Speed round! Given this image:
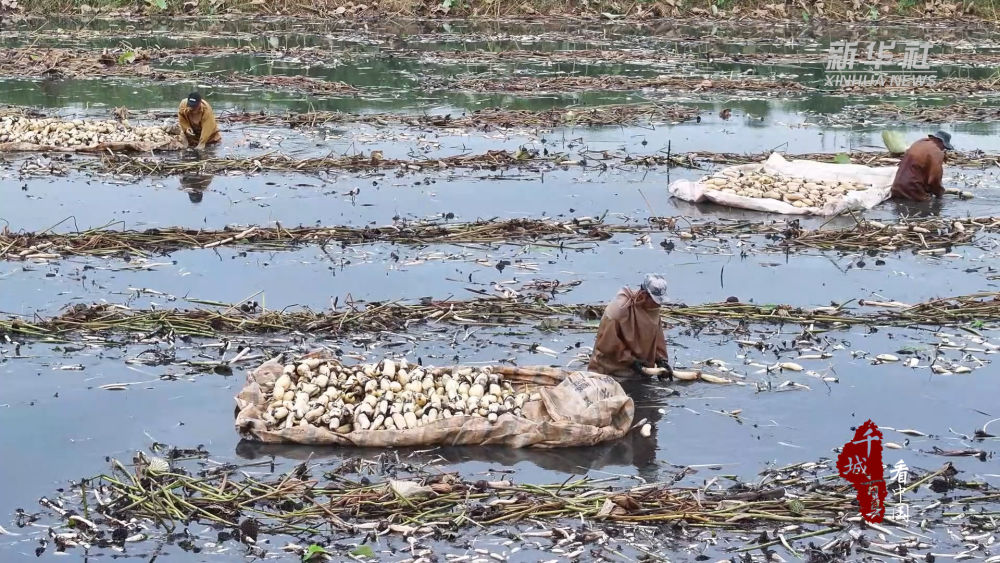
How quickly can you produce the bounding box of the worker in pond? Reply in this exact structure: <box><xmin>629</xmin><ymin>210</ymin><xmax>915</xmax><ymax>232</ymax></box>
<box><xmin>891</xmin><ymin>130</ymin><xmax>954</xmax><ymax>202</ymax></box>
<box><xmin>178</xmin><ymin>92</ymin><xmax>221</xmax><ymax>150</ymax></box>
<box><xmin>588</xmin><ymin>274</ymin><xmax>673</xmax><ymax>380</ymax></box>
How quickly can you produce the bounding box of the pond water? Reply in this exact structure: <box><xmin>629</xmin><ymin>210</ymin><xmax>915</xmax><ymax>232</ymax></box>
<box><xmin>1</xmin><ymin>15</ymin><xmax>999</xmax><ymax>562</ymax></box>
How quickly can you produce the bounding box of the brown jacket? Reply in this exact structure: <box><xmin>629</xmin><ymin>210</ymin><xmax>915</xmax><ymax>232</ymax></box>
<box><xmin>891</xmin><ymin>138</ymin><xmax>945</xmax><ymax>201</ymax></box>
<box><xmin>588</xmin><ymin>287</ymin><xmax>668</xmax><ymax>377</ymax></box>
<box><xmin>178</xmin><ymin>98</ymin><xmax>222</xmax><ymax>148</ymax></box>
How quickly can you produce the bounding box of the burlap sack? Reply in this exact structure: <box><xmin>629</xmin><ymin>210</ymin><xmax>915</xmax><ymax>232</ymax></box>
<box><xmin>235</xmin><ymin>357</ymin><xmax>634</xmax><ymax>449</ymax></box>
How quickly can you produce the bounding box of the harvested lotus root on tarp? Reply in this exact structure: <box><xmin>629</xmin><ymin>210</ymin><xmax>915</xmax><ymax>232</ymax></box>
<box><xmin>669</xmin><ymin>152</ymin><xmax>898</xmax><ymax>216</ymax></box>
<box><xmin>235</xmin><ymin>352</ymin><xmax>634</xmax><ymax>448</ymax></box>
<box><xmin>0</xmin><ymin>115</ymin><xmax>185</xmax><ymax>152</ymax></box>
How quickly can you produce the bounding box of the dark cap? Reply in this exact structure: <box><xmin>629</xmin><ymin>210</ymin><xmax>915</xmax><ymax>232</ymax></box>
<box><xmin>929</xmin><ymin>130</ymin><xmax>954</xmax><ymax>151</ymax></box>
<box><xmin>186</xmin><ymin>92</ymin><xmax>202</xmax><ymax>108</ymax></box>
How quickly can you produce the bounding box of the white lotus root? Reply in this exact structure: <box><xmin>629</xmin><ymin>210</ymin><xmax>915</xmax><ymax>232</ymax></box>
<box><xmin>261</xmin><ymin>358</ymin><xmax>538</xmax><ymax>434</ymax></box>
<box><xmin>0</xmin><ymin>115</ymin><xmax>174</xmax><ymax>147</ymax></box>
<box><xmin>702</xmin><ymin>169</ymin><xmax>869</xmax><ymax>209</ymax></box>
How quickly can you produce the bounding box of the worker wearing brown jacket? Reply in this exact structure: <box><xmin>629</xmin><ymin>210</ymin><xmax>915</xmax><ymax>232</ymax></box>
<box><xmin>588</xmin><ymin>274</ymin><xmax>673</xmax><ymax>380</ymax></box>
<box><xmin>891</xmin><ymin>131</ymin><xmax>953</xmax><ymax>201</ymax></box>
<box><xmin>178</xmin><ymin>92</ymin><xmax>221</xmax><ymax>149</ymax></box>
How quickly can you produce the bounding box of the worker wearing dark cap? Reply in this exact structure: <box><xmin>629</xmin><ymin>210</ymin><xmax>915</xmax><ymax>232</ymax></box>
<box><xmin>891</xmin><ymin>130</ymin><xmax>954</xmax><ymax>202</ymax></box>
<box><xmin>177</xmin><ymin>92</ymin><xmax>221</xmax><ymax>150</ymax></box>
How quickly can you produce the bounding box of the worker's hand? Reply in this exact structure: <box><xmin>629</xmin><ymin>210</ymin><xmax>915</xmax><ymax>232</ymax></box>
<box><xmin>185</xmin><ymin>128</ymin><xmax>195</xmax><ymax>137</ymax></box>
<box><xmin>655</xmin><ymin>359</ymin><xmax>674</xmax><ymax>381</ymax></box>
<box><xmin>632</xmin><ymin>359</ymin><xmax>647</xmax><ymax>376</ymax></box>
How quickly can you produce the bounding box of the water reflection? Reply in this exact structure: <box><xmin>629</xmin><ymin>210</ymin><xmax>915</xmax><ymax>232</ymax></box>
<box><xmin>234</xmin><ymin>378</ymin><xmax>674</xmax><ymax>482</ymax></box>
<box><xmin>890</xmin><ymin>197</ymin><xmax>945</xmax><ymax>217</ymax></box>
<box><xmin>179</xmin><ymin>173</ymin><xmax>213</xmax><ymax>203</ymax></box>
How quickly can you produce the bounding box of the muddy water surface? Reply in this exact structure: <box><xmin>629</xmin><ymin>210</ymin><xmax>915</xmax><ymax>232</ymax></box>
<box><xmin>2</xmin><ymin>16</ymin><xmax>1000</xmax><ymax>562</ymax></box>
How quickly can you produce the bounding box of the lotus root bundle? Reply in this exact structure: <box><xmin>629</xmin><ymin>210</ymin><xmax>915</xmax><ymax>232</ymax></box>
<box><xmin>262</xmin><ymin>358</ymin><xmax>537</xmax><ymax>433</ymax></box>
<box><xmin>702</xmin><ymin>168</ymin><xmax>870</xmax><ymax>209</ymax></box>
<box><xmin>0</xmin><ymin>116</ymin><xmax>174</xmax><ymax>147</ymax></box>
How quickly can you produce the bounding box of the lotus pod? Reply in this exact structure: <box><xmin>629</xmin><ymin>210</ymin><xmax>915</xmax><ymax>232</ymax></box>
<box><xmin>487</xmin><ymin>412</ymin><xmax>498</xmax><ymax>423</ymax></box>
<box><xmin>371</xmin><ymin>414</ymin><xmax>385</xmax><ymax>430</ymax></box>
<box><xmin>382</xmin><ymin>360</ymin><xmax>396</xmax><ymax>377</ymax></box>
<box><xmin>488</xmin><ymin>383</ymin><xmax>502</xmax><ymax>397</ymax></box>
<box><xmin>426</xmin><ymin>408</ymin><xmax>439</xmax><ymax>423</ymax></box>
<box><xmin>314</xmin><ymin>374</ymin><xmax>329</xmax><ymax>389</ymax></box>
<box><xmin>273</xmin><ymin>406</ymin><xmax>289</xmax><ymax>421</ymax></box>
<box><xmin>458</xmin><ymin>382</ymin><xmax>471</xmax><ymax>396</ymax></box>
<box><xmin>336</xmin><ymin>423</ymin><xmax>353</xmax><ymax>433</ymax></box>
<box><xmin>327</xmin><ymin>417</ymin><xmax>341</xmax><ymax>430</ymax></box>
<box><xmin>389</xmin><ymin>381</ymin><xmax>402</xmax><ymax>393</ymax></box>
<box><xmin>469</xmin><ymin>384</ymin><xmax>485</xmax><ymax>398</ymax></box>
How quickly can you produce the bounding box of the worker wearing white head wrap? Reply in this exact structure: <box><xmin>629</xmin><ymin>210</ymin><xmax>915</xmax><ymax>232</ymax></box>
<box><xmin>588</xmin><ymin>274</ymin><xmax>672</xmax><ymax>379</ymax></box>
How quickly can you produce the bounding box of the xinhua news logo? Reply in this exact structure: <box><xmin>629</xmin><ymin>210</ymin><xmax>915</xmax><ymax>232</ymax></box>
<box><xmin>824</xmin><ymin>40</ymin><xmax>937</xmax><ymax>88</ymax></box>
